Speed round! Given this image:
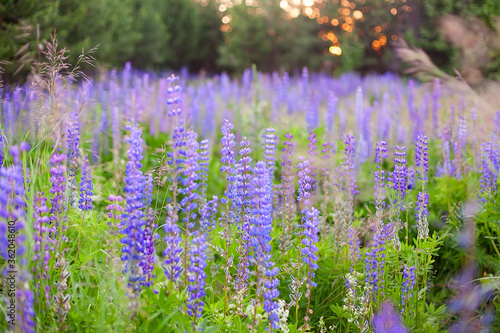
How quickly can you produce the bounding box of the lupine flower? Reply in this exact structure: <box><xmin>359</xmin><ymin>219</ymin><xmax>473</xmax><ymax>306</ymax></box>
<box><xmin>249</xmin><ymin>161</ymin><xmax>279</xmax><ymax>329</ymax></box>
<box><xmin>415</xmin><ymin>135</ymin><xmax>429</xmax><ymax>239</ymax></box>
<box><xmin>400</xmin><ymin>265</ymin><xmax>416</xmax><ymax>312</ymax></box>
<box><xmin>365</xmin><ymin>223</ymin><xmax>392</xmax><ymax>298</ymax></box>
<box><xmin>49</xmin><ymin>151</ymin><xmax>67</xmax><ymax>234</ymax></box>
<box><xmin>199</xmin><ymin>139</ymin><xmax>210</xmax><ymax>198</ymax></box>
<box><xmin>220</xmin><ymin>119</ymin><xmax>237</xmax><ymax>206</ymax></box>
<box><xmin>327</xmin><ymin>91</ymin><xmax>338</xmax><ymax>132</ymax></box>
<box><xmin>200</xmin><ymin>196</ymin><xmax>218</xmax><ymax>231</ymax></box>
<box><xmin>390</xmin><ymin>146</ymin><xmax>408</xmax><ymax>212</ymax></box>
<box><xmin>479</xmin><ymin>140</ymin><xmax>500</xmax><ymax>202</ymax></box>
<box><xmin>78</xmin><ymin>156</ymin><xmax>93</xmax><ymax>211</ymax></box>
<box><xmin>121</xmin><ymin>123</ymin><xmax>148</xmax><ymax>292</ymax></box>
<box><xmin>235</xmin><ymin>137</ymin><xmax>253</xmax><ymax>294</ymax></box>
<box><xmin>348</xmin><ymin>227</ymin><xmax>361</xmax><ymax>269</ymax></box>
<box><xmin>163</xmin><ymin>213</ymin><xmax>183</xmax><ymax>282</ymax></box>
<box><xmin>373</xmin><ymin>302</ymin><xmax>409</xmax><ymax>333</ymax></box>
<box><xmin>180</xmin><ymin>130</ymin><xmax>200</xmax><ymax>230</ymax></box>
<box><xmin>67</xmin><ymin>111</ymin><xmax>80</xmax><ymax>177</ymax></box>
<box><xmin>187</xmin><ymin>231</ymin><xmax>208</xmax><ymax>320</ymax></box>
<box><xmin>342</xmin><ymin>134</ymin><xmax>359</xmax><ymax>216</ymax></box>
<box><xmin>374</xmin><ymin>141</ymin><xmax>388</xmax><ymax>218</ymax></box>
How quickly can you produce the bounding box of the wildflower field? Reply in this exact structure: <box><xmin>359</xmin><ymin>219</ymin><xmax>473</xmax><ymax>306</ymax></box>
<box><xmin>1</xmin><ymin>48</ymin><xmax>500</xmax><ymax>333</ymax></box>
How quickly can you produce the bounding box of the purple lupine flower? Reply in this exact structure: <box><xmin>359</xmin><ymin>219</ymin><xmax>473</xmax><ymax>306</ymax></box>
<box><xmin>141</xmin><ymin>174</ymin><xmax>156</xmax><ymax>287</ymax></box>
<box><xmin>365</xmin><ymin>223</ymin><xmax>391</xmax><ymax>298</ymax></box>
<box><xmin>400</xmin><ymin>265</ymin><xmax>416</xmax><ymax>313</ymax></box>
<box><xmin>163</xmin><ymin>213</ymin><xmax>183</xmax><ymax>282</ymax></box>
<box><xmin>220</xmin><ymin>119</ymin><xmax>237</xmax><ymax>204</ymax></box>
<box><xmin>180</xmin><ymin>130</ymin><xmax>200</xmax><ymax>230</ymax></box>
<box><xmin>78</xmin><ymin>156</ymin><xmax>93</xmax><ymax>211</ymax></box>
<box><xmin>348</xmin><ymin>227</ymin><xmax>361</xmax><ymax>269</ymax></box>
<box><xmin>374</xmin><ymin>141</ymin><xmax>388</xmax><ymax>217</ymax></box>
<box><xmin>249</xmin><ymin>161</ymin><xmax>279</xmax><ymax>327</ymax></box>
<box><xmin>49</xmin><ymin>152</ymin><xmax>67</xmax><ymax>233</ymax></box>
<box><xmin>263</xmin><ymin>127</ymin><xmax>277</xmax><ymax>172</ymax></box>
<box><xmin>373</xmin><ymin>302</ymin><xmax>409</xmax><ymax>333</ymax></box>
<box><xmin>121</xmin><ymin>123</ymin><xmax>148</xmax><ymax>292</ymax></box>
<box><xmin>301</xmin><ymin>205</ymin><xmax>320</xmax><ymax>285</ymax></box>
<box><xmin>235</xmin><ymin>136</ymin><xmax>253</xmax><ymax>293</ymax></box>
<box><xmin>32</xmin><ymin>193</ymin><xmax>53</xmax><ymax>281</ymax></box>
<box><xmin>389</xmin><ymin>146</ymin><xmax>408</xmax><ymax>212</ymax></box>
<box><xmin>17</xmin><ymin>284</ymin><xmax>36</xmax><ymax>333</ymax></box>
<box><xmin>342</xmin><ymin>134</ymin><xmax>359</xmax><ymax>216</ymax></box>
<box><xmin>415</xmin><ymin>135</ymin><xmax>430</xmax><ymax>239</ymax></box>
<box><xmin>200</xmin><ymin>196</ymin><xmax>218</xmax><ymax>231</ymax></box>
<box><xmin>306</xmin><ymin>92</ymin><xmax>319</xmax><ymax>132</ymax></box>
<box><xmin>279</xmin><ymin>132</ymin><xmax>295</xmax><ymax>253</ymax></box>
<box><xmin>479</xmin><ymin>141</ymin><xmax>500</xmax><ymax>203</ymax></box>
<box><xmin>187</xmin><ymin>231</ymin><xmax>208</xmax><ymax>320</ymax></box>
<box><xmin>67</xmin><ymin>111</ymin><xmax>80</xmax><ymax>176</ymax></box>
<box><xmin>199</xmin><ymin>139</ymin><xmax>210</xmax><ymax>198</ymax></box>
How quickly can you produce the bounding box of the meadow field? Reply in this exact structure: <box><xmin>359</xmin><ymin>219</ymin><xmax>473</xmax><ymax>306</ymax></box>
<box><xmin>0</xmin><ymin>45</ymin><xmax>499</xmax><ymax>333</ymax></box>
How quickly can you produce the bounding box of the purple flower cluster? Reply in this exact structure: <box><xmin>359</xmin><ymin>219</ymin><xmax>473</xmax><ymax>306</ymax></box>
<box><xmin>343</xmin><ymin>134</ymin><xmax>359</xmax><ymax>214</ymax></box>
<box><xmin>365</xmin><ymin>223</ymin><xmax>391</xmax><ymax>297</ymax></box>
<box><xmin>78</xmin><ymin>156</ymin><xmax>93</xmax><ymax>211</ymax></box>
<box><xmin>374</xmin><ymin>141</ymin><xmax>388</xmax><ymax>216</ymax></box>
<box><xmin>49</xmin><ymin>152</ymin><xmax>67</xmax><ymax>234</ymax></box>
<box><xmin>180</xmin><ymin>131</ymin><xmax>201</xmax><ymax>230</ymax></box>
<box><xmin>400</xmin><ymin>265</ymin><xmax>416</xmax><ymax>312</ymax></box>
<box><xmin>121</xmin><ymin>123</ymin><xmax>149</xmax><ymax>291</ymax></box>
<box><xmin>187</xmin><ymin>231</ymin><xmax>208</xmax><ymax>319</ymax></box>
<box><xmin>479</xmin><ymin>140</ymin><xmax>500</xmax><ymax>203</ymax></box>
<box><xmin>389</xmin><ymin>146</ymin><xmax>408</xmax><ymax>212</ymax></box>
<box><xmin>67</xmin><ymin>111</ymin><xmax>80</xmax><ymax>176</ymax></box>
<box><xmin>220</xmin><ymin>119</ymin><xmax>237</xmax><ymax>207</ymax></box>
<box><xmin>415</xmin><ymin>135</ymin><xmax>430</xmax><ymax>238</ymax></box>
<box><xmin>249</xmin><ymin>161</ymin><xmax>280</xmax><ymax>329</ymax></box>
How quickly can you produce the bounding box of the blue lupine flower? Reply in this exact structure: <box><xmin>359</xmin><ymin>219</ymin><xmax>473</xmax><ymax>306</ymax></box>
<box><xmin>365</xmin><ymin>223</ymin><xmax>392</xmax><ymax>297</ymax></box>
<box><xmin>347</xmin><ymin>227</ymin><xmax>361</xmax><ymax>271</ymax></box>
<box><xmin>249</xmin><ymin>161</ymin><xmax>279</xmax><ymax>330</ymax></box>
<box><xmin>400</xmin><ymin>265</ymin><xmax>416</xmax><ymax>312</ymax></box>
<box><xmin>79</xmin><ymin>156</ymin><xmax>93</xmax><ymax>211</ymax></box>
<box><xmin>374</xmin><ymin>141</ymin><xmax>388</xmax><ymax>215</ymax></box>
<box><xmin>389</xmin><ymin>146</ymin><xmax>408</xmax><ymax>211</ymax></box>
<box><xmin>49</xmin><ymin>152</ymin><xmax>67</xmax><ymax>233</ymax></box>
<box><xmin>121</xmin><ymin>122</ymin><xmax>148</xmax><ymax>292</ymax></box>
<box><xmin>67</xmin><ymin>111</ymin><xmax>80</xmax><ymax>175</ymax></box>
<box><xmin>180</xmin><ymin>130</ymin><xmax>201</xmax><ymax>231</ymax></box>
<box><xmin>415</xmin><ymin>135</ymin><xmax>430</xmax><ymax>239</ymax></box>
<box><xmin>187</xmin><ymin>231</ymin><xmax>208</xmax><ymax>319</ymax></box>
<box><xmin>199</xmin><ymin>139</ymin><xmax>210</xmax><ymax>198</ymax></box>
<box><xmin>479</xmin><ymin>140</ymin><xmax>499</xmax><ymax>203</ymax></box>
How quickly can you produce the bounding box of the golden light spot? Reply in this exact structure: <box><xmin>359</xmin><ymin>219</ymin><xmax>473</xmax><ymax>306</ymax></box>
<box><xmin>372</xmin><ymin>40</ymin><xmax>381</xmax><ymax>50</ymax></box>
<box><xmin>222</xmin><ymin>15</ymin><xmax>231</xmax><ymax>24</ymax></box>
<box><xmin>291</xmin><ymin>8</ymin><xmax>300</xmax><ymax>17</ymax></box>
<box><xmin>305</xmin><ymin>7</ymin><xmax>313</xmax><ymax>15</ymax></box>
<box><xmin>350</xmin><ymin>2</ymin><xmax>356</xmax><ymax>9</ymax></box>
<box><xmin>342</xmin><ymin>23</ymin><xmax>349</xmax><ymax>31</ymax></box>
<box><xmin>353</xmin><ymin>10</ymin><xmax>363</xmax><ymax>20</ymax></box>
<box><xmin>292</xmin><ymin>0</ymin><xmax>301</xmax><ymax>6</ymax></box>
<box><xmin>322</xmin><ymin>34</ymin><xmax>329</xmax><ymax>41</ymax></box>
<box><xmin>343</xmin><ymin>8</ymin><xmax>351</xmax><ymax>15</ymax></box>
<box><xmin>391</xmin><ymin>34</ymin><xmax>398</xmax><ymax>41</ymax></box>
<box><xmin>329</xmin><ymin>46</ymin><xmax>342</xmax><ymax>55</ymax></box>
<box><xmin>341</xmin><ymin>0</ymin><xmax>349</xmax><ymax>6</ymax></box>
<box><xmin>219</xmin><ymin>4</ymin><xmax>227</xmax><ymax>12</ymax></box>
<box><xmin>375</xmin><ymin>26</ymin><xmax>382</xmax><ymax>33</ymax></box>
<box><xmin>303</xmin><ymin>0</ymin><xmax>314</xmax><ymax>6</ymax></box>
<box><xmin>380</xmin><ymin>35</ymin><xmax>387</xmax><ymax>45</ymax></box>
<box><xmin>317</xmin><ymin>18</ymin><xmax>323</xmax><ymax>24</ymax></box>
<box><xmin>280</xmin><ymin>0</ymin><xmax>289</xmax><ymax>10</ymax></box>
<box><xmin>322</xmin><ymin>16</ymin><xmax>329</xmax><ymax>22</ymax></box>
<box><xmin>345</xmin><ymin>17</ymin><xmax>353</xmax><ymax>24</ymax></box>
<box><xmin>331</xmin><ymin>18</ymin><xmax>339</xmax><ymax>26</ymax></box>
<box><xmin>391</xmin><ymin>8</ymin><xmax>397</xmax><ymax>15</ymax></box>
